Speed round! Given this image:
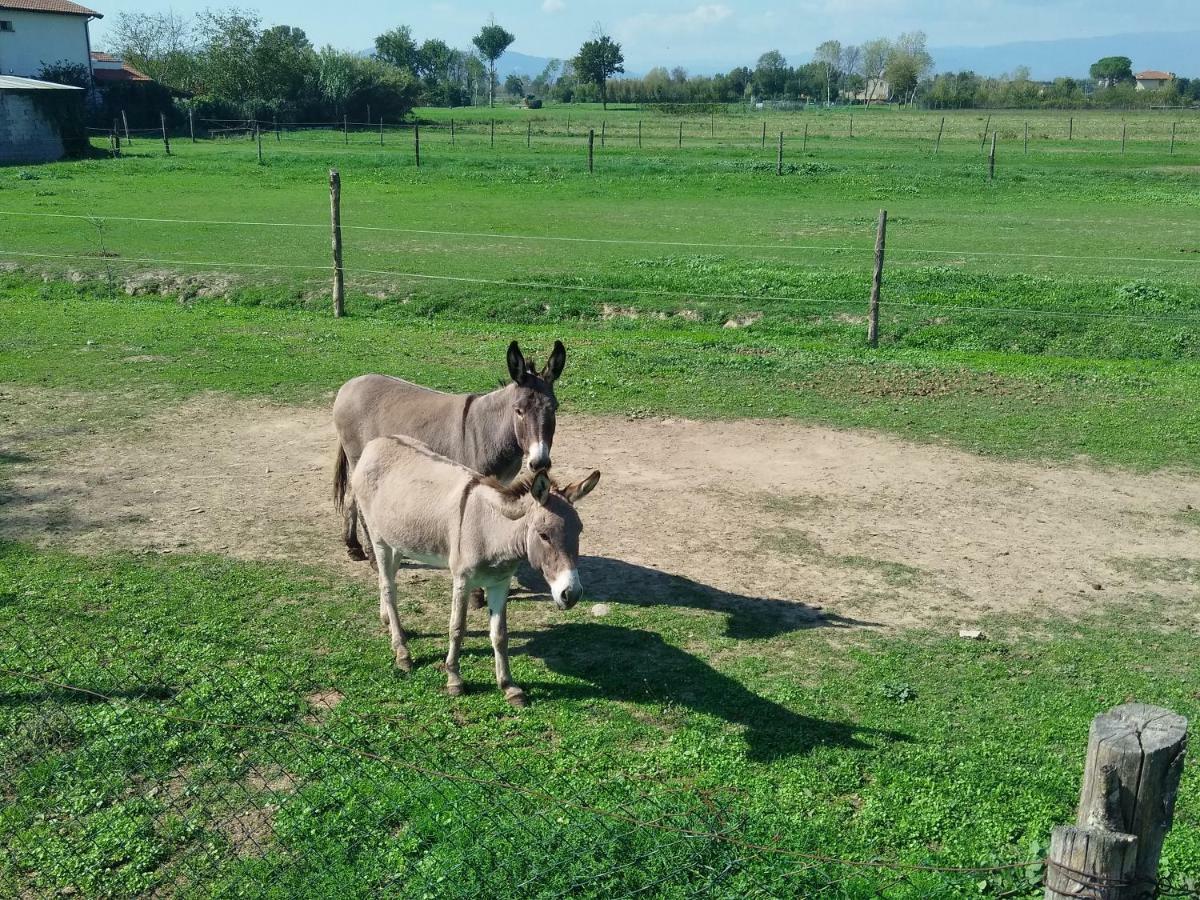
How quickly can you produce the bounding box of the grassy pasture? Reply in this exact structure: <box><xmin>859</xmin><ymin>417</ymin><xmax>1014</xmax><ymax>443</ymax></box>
<box><xmin>1</xmin><ymin>105</ymin><xmax>1200</xmax><ymax>897</ymax></box>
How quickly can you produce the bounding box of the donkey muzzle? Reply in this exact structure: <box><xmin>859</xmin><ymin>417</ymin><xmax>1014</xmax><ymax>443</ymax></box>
<box><xmin>551</xmin><ymin>570</ymin><xmax>582</xmax><ymax>610</ymax></box>
<box><xmin>527</xmin><ymin>442</ymin><xmax>551</xmax><ymax>472</ymax></box>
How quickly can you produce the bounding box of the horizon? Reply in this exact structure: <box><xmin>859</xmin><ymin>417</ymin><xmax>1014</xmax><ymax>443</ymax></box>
<box><xmin>88</xmin><ymin>1</ymin><xmax>1200</xmax><ymax>75</ymax></box>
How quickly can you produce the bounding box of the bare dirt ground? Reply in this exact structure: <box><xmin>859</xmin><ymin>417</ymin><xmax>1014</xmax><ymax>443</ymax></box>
<box><xmin>3</xmin><ymin>390</ymin><xmax>1198</xmax><ymax>631</ymax></box>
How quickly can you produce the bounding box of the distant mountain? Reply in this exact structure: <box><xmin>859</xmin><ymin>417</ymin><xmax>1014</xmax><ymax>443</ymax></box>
<box><xmin>495</xmin><ymin>50</ymin><xmax>556</xmax><ymax>79</ymax></box>
<box><xmin>930</xmin><ymin>31</ymin><xmax>1200</xmax><ymax>80</ymax></box>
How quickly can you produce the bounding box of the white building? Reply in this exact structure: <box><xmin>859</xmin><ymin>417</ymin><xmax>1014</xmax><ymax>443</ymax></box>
<box><xmin>1134</xmin><ymin>70</ymin><xmax>1174</xmax><ymax>91</ymax></box>
<box><xmin>0</xmin><ymin>0</ymin><xmax>101</xmax><ymax>81</ymax></box>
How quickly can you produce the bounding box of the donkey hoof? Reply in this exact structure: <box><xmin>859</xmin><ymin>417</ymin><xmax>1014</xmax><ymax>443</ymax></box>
<box><xmin>394</xmin><ymin>654</ymin><xmax>413</xmax><ymax>673</ymax></box>
<box><xmin>505</xmin><ymin>688</ymin><xmax>529</xmax><ymax>708</ymax></box>
<box><xmin>446</xmin><ymin>681</ymin><xmax>465</xmax><ymax>697</ymax></box>
<box><xmin>347</xmin><ymin>546</ymin><xmax>367</xmax><ymax>562</ymax></box>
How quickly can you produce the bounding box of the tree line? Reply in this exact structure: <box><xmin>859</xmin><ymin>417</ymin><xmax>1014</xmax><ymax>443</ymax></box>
<box><xmin>105</xmin><ymin>9</ymin><xmax>1196</xmax><ymax>123</ymax></box>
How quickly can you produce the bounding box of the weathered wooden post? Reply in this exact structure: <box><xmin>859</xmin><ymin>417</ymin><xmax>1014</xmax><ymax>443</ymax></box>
<box><xmin>849</xmin><ymin>113</ymin><xmax>853</xmax><ymax>138</ymax></box>
<box><xmin>330</xmin><ymin>169</ymin><xmax>345</xmax><ymax>319</ymax></box>
<box><xmin>979</xmin><ymin>114</ymin><xmax>991</xmax><ymax>151</ymax></box>
<box><xmin>601</xmin><ymin>120</ymin><xmax>605</xmax><ymax>147</ymax></box>
<box><xmin>802</xmin><ymin>122</ymin><xmax>808</xmax><ymax>153</ymax></box>
<box><xmin>1024</xmin><ymin>121</ymin><xmax>1029</xmax><ymax>155</ymax></box>
<box><xmin>761</xmin><ymin>120</ymin><xmax>766</xmax><ymax>148</ymax></box>
<box><xmin>450</xmin><ymin>118</ymin><xmax>455</xmax><ymax>145</ymax></box>
<box><xmin>256</xmin><ymin>125</ymin><xmax>263</xmax><ymax>163</ymax></box>
<box><xmin>414</xmin><ymin>123</ymin><xmax>420</xmax><ymax>167</ymax></box>
<box><xmin>1044</xmin><ymin>704</ymin><xmax>1187</xmax><ymax>900</ymax></box>
<box><xmin>867</xmin><ymin>209</ymin><xmax>887</xmax><ymax>347</ymax></box>
<box><xmin>934</xmin><ymin>115</ymin><xmax>945</xmax><ymax>154</ymax></box>
<box><xmin>989</xmin><ymin>130</ymin><xmax>996</xmax><ymax>180</ymax></box>
<box><xmin>1068</xmin><ymin>116</ymin><xmax>1073</xmax><ymax>141</ymax></box>
<box><xmin>121</xmin><ymin>109</ymin><xmax>130</xmax><ymax>143</ymax></box>
<box><xmin>1170</xmin><ymin>121</ymin><xmax>1176</xmax><ymax>155</ymax></box>
<box><xmin>678</xmin><ymin>121</ymin><xmax>683</xmax><ymax>148</ymax></box>
<box><xmin>587</xmin><ymin>128</ymin><xmax>594</xmax><ymax>173</ymax></box>
<box><xmin>379</xmin><ymin>116</ymin><xmax>384</xmax><ymax>146</ymax></box>
<box><xmin>527</xmin><ymin>120</ymin><xmax>531</xmax><ymax>148</ymax></box>
<box><xmin>160</xmin><ymin>112</ymin><xmax>171</xmax><ymax>156</ymax></box>
<box><xmin>638</xmin><ymin>120</ymin><xmax>642</xmax><ymax>148</ymax></box>
<box><xmin>343</xmin><ymin>114</ymin><xmax>348</xmax><ymax>144</ymax></box>
<box><xmin>490</xmin><ymin>118</ymin><xmax>495</xmax><ymax>147</ymax></box>
<box><xmin>189</xmin><ymin>108</ymin><xmax>195</xmax><ymax>143</ymax></box>
<box><xmin>776</xmin><ymin>131</ymin><xmax>783</xmax><ymax>175</ymax></box>
<box><xmin>1121</xmin><ymin>122</ymin><xmax>1127</xmax><ymax>154</ymax></box>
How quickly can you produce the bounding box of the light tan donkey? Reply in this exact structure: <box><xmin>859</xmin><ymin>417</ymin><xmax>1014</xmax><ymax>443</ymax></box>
<box><xmin>351</xmin><ymin>434</ymin><xmax>600</xmax><ymax>707</ymax></box>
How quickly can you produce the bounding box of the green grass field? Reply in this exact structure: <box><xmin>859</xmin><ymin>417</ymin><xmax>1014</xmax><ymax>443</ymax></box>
<box><xmin>2</xmin><ymin>105</ymin><xmax>1200</xmax><ymax>897</ymax></box>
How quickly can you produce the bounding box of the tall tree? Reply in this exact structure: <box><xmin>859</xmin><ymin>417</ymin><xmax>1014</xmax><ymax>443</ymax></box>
<box><xmin>573</xmin><ymin>33</ymin><xmax>624</xmax><ymax>110</ymax></box>
<box><xmin>1089</xmin><ymin>56</ymin><xmax>1133</xmax><ymax>87</ymax></box>
<box><xmin>885</xmin><ymin>31</ymin><xmax>933</xmax><ymax>104</ymax></box>
<box><xmin>754</xmin><ymin>50</ymin><xmax>788</xmax><ymax>99</ymax></box>
<box><xmin>859</xmin><ymin>37</ymin><xmax>891</xmax><ymax>79</ymax></box>
<box><xmin>107</xmin><ymin>10</ymin><xmax>198</xmax><ymax>91</ymax></box>
<box><xmin>472</xmin><ymin>20</ymin><xmax>515</xmax><ymax>107</ymax></box>
<box><xmin>814</xmin><ymin>39</ymin><xmax>842</xmax><ymax>103</ymax></box>
<box><xmin>374</xmin><ymin>26</ymin><xmax>419</xmax><ymax>73</ymax></box>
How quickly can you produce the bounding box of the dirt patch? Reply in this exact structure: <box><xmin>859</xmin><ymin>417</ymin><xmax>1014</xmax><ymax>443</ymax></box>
<box><xmin>3</xmin><ymin>393</ymin><xmax>1199</xmax><ymax>630</ymax></box>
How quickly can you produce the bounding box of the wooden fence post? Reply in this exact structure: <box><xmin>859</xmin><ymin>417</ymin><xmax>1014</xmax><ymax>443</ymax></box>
<box><xmin>678</xmin><ymin>121</ymin><xmax>683</xmax><ymax>148</ymax></box>
<box><xmin>414</xmin><ymin>123</ymin><xmax>420</xmax><ymax>167</ymax></box>
<box><xmin>935</xmin><ymin>115</ymin><xmax>944</xmax><ymax>154</ymax></box>
<box><xmin>343</xmin><ymin>114</ymin><xmax>348</xmax><ymax>144</ymax></box>
<box><xmin>450</xmin><ymin>118</ymin><xmax>455</xmax><ymax>146</ymax></box>
<box><xmin>379</xmin><ymin>117</ymin><xmax>383</xmax><ymax>146</ymax></box>
<box><xmin>256</xmin><ymin>125</ymin><xmax>262</xmax><ymax>163</ymax></box>
<box><xmin>761</xmin><ymin>120</ymin><xmax>766</xmax><ymax>148</ymax></box>
<box><xmin>110</xmin><ymin>129</ymin><xmax>119</xmax><ymax>159</ymax></box>
<box><xmin>1121</xmin><ymin>122</ymin><xmax>1127</xmax><ymax>154</ymax></box>
<box><xmin>979</xmin><ymin>114</ymin><xmax>991</xmax><ymax>152</ymax></box>
<box><xmin>1068</xmin><ymin>116</ymin><xmax>1073</xmax><ymax>141</ymax></box>
<box><xmin>490</xmin><ymin>118</ymin><xmax>495</xmax><ymax>148</ymax></box>
<box><xmin>802</xmin><ymin>122</ymin><xmax>808</xmax><ymax>153</ymax></box>
<box><xmin>601</xmin><ymin>120</ymin><xmax>605</xmax><ymax>147</ymax></box>
<box><xmin>1170</xmin><ymin>121</ymin><xmax>1176</xmax><ymax>155</ymax></box>
<box><xmin>587</xmin><ymin>128</ymin><xmax>594</xmax><ymax>173</ymax></box>
<box><xmin>776</xmin><ymin>131</ymin><xmax>783</xmax><ymax>175</ymax></box>
<box><xmin>638</xmin><ymin>120</ymin><xmax>642</xmax><ymax>148</ymax></box>
<box><xmin>161</xmin><ymin>112</ymin><xmax>171</xmax><ymax>156</ymax></box>
<box><xmin>867</xmin><ymin>210</ymin><xmax>886</xmax><ymax>347</ymax></box>
<box><xmin>1044</xmin><ymin>704</ymin><xmax>1187</xmax><ymax>900</ymax></box>
<box><xmin>988</xmin><ymin>130</ymin><xmax>996</xmax><ymax>180</ymax></box>
<box><xmin>1024</xmin><ymin>121</ymin><xmax>1029</xmax><ymax>155</ymax></box>
<box><xmin>849</xmin><ymin>113</ymin><xmax>853</xmax><ymax>138</ymax></box>
<box><xmin>121</xmin><ymin>109</ymin><xmax>130</xmax><ymax>143</ymax></box>
<box><xmin>330</xmin><ymin>169</ymin><xmax>345</xmax><ymax>319</ymax></box>
<box><xmin>189</xmin><ymin>108</ymin><xmax>195</xmax><ymax>143</ymax></box>
<box><xmin>527</xmin><ymin>120</ymin><xmax>531</xmax><ymax>148</ymax></box>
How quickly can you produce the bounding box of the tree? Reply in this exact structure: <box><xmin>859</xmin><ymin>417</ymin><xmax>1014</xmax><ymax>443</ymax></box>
<box><xmin>255</xmin><ymin>25</ymin><xmax>315</xmax><ymax>111</ymax></box>
<box><xmin>573</xmin><ymin>33</ymin><xmax>624</xmax><ymax>109</ymax></box>
<box><xmin>504</xmin><ymin>73</ymin><xmax>525</xmax><ymax>97</ymax></box>
<box><xmin>814</xmin><ymin>39</ymin><xmax>842</xmax><ymax>103</ymax></box>
<box><xmin>106</xmin><ymin>10</ymin><xmax>199</xmax><ymax>92</ymax></box>
<box><xmin>196</xmin><ymin>10</ymin><xmax>262</xmax><ymax>109</ymax></box>
<box><xmin>1089</xmin><ymin>56</ymin><xmax>1133</xmax><ymax>87</ymax></box>
<box><xmin>885</xmin><ymin>31</ymin><xmax>932</xmax><ymax>104</ymax></box>
<box><xmin>859</xmin><ymin>37</ymin><xmax>891</xmax><ymax>79</ymax></box>
<box><xmin>754</xmin><ymin>50</ymin><xmax>788</xmax><ymax>99</ymax></box>
<box><xmin>317</xmin><ymin>45</ymin><xmax>358</xmax><ymax>113</ymax></box>
<box><xmin>472</xmin><ymin>20</ymin><xmax>515</xmax><ymax>107</ymax></box>
<box><xmin>374</xmin><ymin>26</ymin><xmax>419</xmax><ymax>73</ymax></box>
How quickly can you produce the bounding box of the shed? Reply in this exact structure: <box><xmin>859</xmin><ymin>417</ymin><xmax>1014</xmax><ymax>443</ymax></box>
<box><xmin>0</xmin><ymin>73</ymin><xmax>85</xmax><ymax>163</ymax></box>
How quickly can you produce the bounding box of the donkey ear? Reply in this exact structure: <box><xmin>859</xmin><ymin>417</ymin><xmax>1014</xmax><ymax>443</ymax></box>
<box><xmin>507</xmin><ymin>341</ymin><xmax>525</xmax><ymax>384</ymax></box>
<box><xmin>530</xmin><ymin>471</ymin><xmax>552</xmax><ymax>506</ymax></box>
<box><xmin>562</xmin><ymin>470</ymin><xmax>600</xmax><ymax>505</ymax></box>
<box><xmin>542</xmin><ymin>340</ymin><xmax>566</xmax><ymax>382</ymax></box>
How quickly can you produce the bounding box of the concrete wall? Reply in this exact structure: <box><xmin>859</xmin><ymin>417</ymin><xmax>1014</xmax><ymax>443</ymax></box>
<box><xmin>0</xmin><ymin>11</ymin><xmax>91</xmax><ymax>79</ymax></box>
<box><xmin>0</xmin><ymin>92</ymin><xmax>66</xmax><ymax>164</ymax></box>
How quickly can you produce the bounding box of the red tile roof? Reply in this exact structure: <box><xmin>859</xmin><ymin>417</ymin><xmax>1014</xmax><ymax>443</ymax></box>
<box><xmin>1135</xmin><ymin>70</ymin><xmax>1173</xmax><ymax>80</ymax></box>
<box><xmin>90</xmin><ymin>53</ymin><xmax>152</xmax><ymax>83</ymax></box>
<box><xmin>90</xmin><ymin>51</ymin><xmax>118</xmax><ymax>63</ymax></box>
<box><xmin>0</xmin><ymin>1</ymin><xmax>101</xmax><ymax>16</ymax></box>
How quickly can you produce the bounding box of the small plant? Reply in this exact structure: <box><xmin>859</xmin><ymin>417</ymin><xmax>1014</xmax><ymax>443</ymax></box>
<box><xmin>1115</xmin><ymin>279</ymin><xmax>1171</xmax><ymax>311</ymax></box>
<box><xmin>880</xmin><ymin>681</ymin><xmax>916</xmax><ymax>703</ymax></box>
<box><xmin>17</xmin><ymin>170</ymin><xmax>39</xmax><ymax>181</ymax></box>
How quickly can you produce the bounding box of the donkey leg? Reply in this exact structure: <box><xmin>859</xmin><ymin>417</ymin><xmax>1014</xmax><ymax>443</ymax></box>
<box><xmin>486</xmin><ymin>583</ymin><xmax>525</xmax><ymax>707</ymax></box>
<box><xmin>373</xmin><ymin>542</ymin><xmax>413</xmax><ymax>671</ymax></box>
<box><xmin>444</xmin><ymin>576</ymin><xmax>469</xmax><ymax>697</ymax></box>
<box><xmin>344</xmin><ymin>495</ymin><xmax>367</xmax><ymax>562</ymax></box>
<box><xmin>359</xmin><ymin>507</ymin><xmax>378</xmax><ymax>571</ymax></box>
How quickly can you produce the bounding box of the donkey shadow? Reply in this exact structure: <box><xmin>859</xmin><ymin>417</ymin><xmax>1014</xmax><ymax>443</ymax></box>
<box><xmin>511</xmin><ymin>557</ymin><xmax>876</xmax><ymax>640</ymax></box>
<box><xmin>515</xmin><ymin>623</ymin><xmax>905</xmax><ymax>761</ymax></box>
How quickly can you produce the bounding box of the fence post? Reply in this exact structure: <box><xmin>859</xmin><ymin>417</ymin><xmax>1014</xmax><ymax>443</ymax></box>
<box><xmin>849</xmin><ymin>113</ymin><xmax>853</xmax><ymax>138</ymax></box>
<box><xmin>110</xmin><ymin>129</ymin><xmax>119</xmax><ymax>159</ymax></box>
<box><xmin>1024</xmin><ymin>121</ymin><xmax>1029</xmax><ymax>155</ymax></box>
<box><xmin>414</xmin><ymin>123</ymin><xmax>420</xmax><ymax>167</ymax></box>
<box><xmin>761</xmin><ymin>120</ymin><xmax>766</xmax><ymax>148</ymax></box>
<box><xmin>988</xmin><ymin>130</ymin><xmax>996</xmax><ymax>180</ymax></box>
<box><xmin>776</xmin><ymin>131</ymin><xmax>783</xmax><ymax>175</ymax></box>
<box><xmin>330</xmin><ymin>169</ymin><xmax>345</xmax><ymax>319</ymax></box>
<box><xmin>601</xmin><ymin>120</ymin><xmax>605</xmax><ymax>147</ymax></box>
<box><xmin>256</xmin><ymin>126</ymin><xmax>262</xmax><ymax>164</ymax></box>
<box><xmin>934</xmin><ymin>115</ymin><xmax>944</xmax><ymax>154</ymax></box>
<box><xmin>379</xmin><ymin>116</ymin><xmax>384</xmax><ymax>146</ymax></box>
<box><xmin>490</xmin><ymin>118</ymin><xmax>495</xmax><ymax>148</ymax></box>
<box><xmin>867</xmin><ymin>209</ymin><xmax>887</xmax><ymax>348</ymax></box>
<box><xmin>1121</xmin><ymin>122</ymin><xmax>1127</xmax><ymax>154</ymax></box>
<box><xmin>638</xmin><ymin>120</ymin><xmax>642</xmax><ymax>148</ymax></box>
<box><xmin>1068</xmin><ymin>116</ymin><xmax>1073</xmax><ymax>141</ymax></box>
<box><xmin>272</xmin><ymin>115</ymin><xmax>278</xmax><ymax>142</ymax></box>
<box><xmin>802</xmin><ymin>122</ymin><xmax>808</xmax><ymax>153</ymax></box>
<box><xmin>343</xmin><ymin>114</ymin><xmax>348</xmax><ymax>144</ymax></box>
<box><xmin>160</xmin><ymin>112</ymin><xmax>171</xmax><ymax>156</ymax></box>
<box><xmin>450</xmin><ymin>118</ymin><xmax>455</xmax><ymax>146</ymax></box>
<box><xmin>189</xmin><ymin>108</ymin><xmax>195</xmax><ymax>143</ymax></box>
<box><xmin>1170</xmin><ymin>121</ymin><xmax>1176</xmax><ymax>155</ymax></box>
<box><xmin>527</xmin><ymin>120</ymin><xmax>531</xmax><ymax>148</ymax></box>
<box><xmin>587</xmin><ymin>128</ymin><xmax>594</xmax><ymax>173</ymax></box>
<box><xmin>678</xmin><ymin>121</ymin><xmax>683</xmax><ymax>148</ymax></box>
<box><xmin>979</xmin><ymin>114</ymin><xmax>991</xmax><ymax>152</ymax></box>
<box><xmin>1044</xmin><ymin>828</ymin><xmax>1138</xmax><ymax>900</ymax></box>
<box><xmin>121</xmin><ymin>109</ymin><xmax>130</xmax><ymax>143</ymax></box>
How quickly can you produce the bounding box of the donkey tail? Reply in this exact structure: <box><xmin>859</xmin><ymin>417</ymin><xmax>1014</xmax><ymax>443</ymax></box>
<box><xmin>333</xmin><ymin>442</ymin><xmax>350</xmax><ymax>514</ymax></box>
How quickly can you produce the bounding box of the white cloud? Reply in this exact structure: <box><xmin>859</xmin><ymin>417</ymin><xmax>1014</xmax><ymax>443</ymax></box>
<box><xmin>541</xmin><ymin>0</ymin><xmax>565</xmax><ymax>12</ymax></box>
<box><xmin>621</xmin><ymin>4</ymin><xmax>733</xmax><ymax>37</ymax></box>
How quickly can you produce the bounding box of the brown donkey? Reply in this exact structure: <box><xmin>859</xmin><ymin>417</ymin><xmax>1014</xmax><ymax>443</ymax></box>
<box><xmin>351</xmin><ymin>434</ymin><xmax>600</xmax><ymax>707</ymax></box>
<box><xmin>333</xmin><ymin>340</ymin><xmax>565</xmax><ymax>563</ymax></box>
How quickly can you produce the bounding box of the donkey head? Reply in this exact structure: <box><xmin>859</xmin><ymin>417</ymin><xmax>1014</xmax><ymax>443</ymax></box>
<box><xmin>524</xmin><ymin>469</ymin><xmax>600</xmax><ymax>610</ymax></box>
<box><xmin>506</xmin><ymin>340</ymin><xmax>565</xmax><ymax>473</ymax></box>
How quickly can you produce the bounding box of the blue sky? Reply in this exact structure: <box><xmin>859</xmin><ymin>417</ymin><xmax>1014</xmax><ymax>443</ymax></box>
<box><xmin>89</xmin><ymin>1</ymin><xmax>1200</xmax><ymax>72</ymax></box>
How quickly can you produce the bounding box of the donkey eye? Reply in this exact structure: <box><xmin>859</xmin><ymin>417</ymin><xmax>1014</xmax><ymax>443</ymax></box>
<box><xmin>538</xmin><ymin>531</ymin><xmax>550</xmax><ymax>543</ymax></box>
<box><xmin>515</xmin><ymin>406</ymin><xmax>526</xmax><ymax>417</ymax></box>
